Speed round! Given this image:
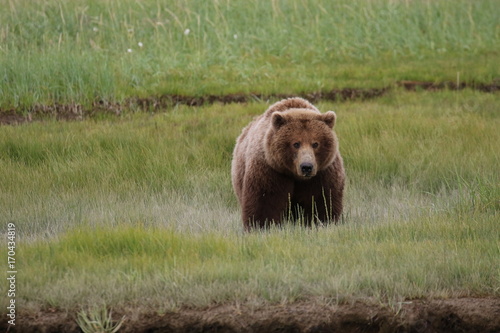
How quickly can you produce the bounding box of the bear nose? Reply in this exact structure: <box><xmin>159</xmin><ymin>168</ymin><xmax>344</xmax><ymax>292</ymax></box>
<box><xmin>300</xmin><ymin>163</ymin><xmax>314</xmax><ymax>175</ymax></box>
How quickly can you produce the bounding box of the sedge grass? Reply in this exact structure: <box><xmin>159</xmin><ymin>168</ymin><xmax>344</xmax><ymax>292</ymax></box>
<box><xmin>77</xmin><ymin>306</ymin><xmax>125</xmax><ymax>333</ymax></box>
<box><xmin>2</xmin><ymin>90</ymin><xmax>499</xmax><ymax>236</ymax></box>
<box><xmin>12</xmin><ymin>214</ymin><xmax>500</xmax><ymax>312</ymax></box>
<box><xmin>0</xmin><ymin>90</ymin><xmax>499</xmax><ymax>312</ymax></box>
<box><xmin>1</xmin><ymin>0</ymin><xmax>499</xmax><ymax>109</ymax></box>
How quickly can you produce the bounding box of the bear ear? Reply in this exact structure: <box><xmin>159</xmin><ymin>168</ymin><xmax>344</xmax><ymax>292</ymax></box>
<box><xmin>272</xmin><ymin>112</ymin><xmax>287</xmax><ymax>129</ymax></box>
<box><xmin>322</xmin><ymin>111</ymin><xmax>336</xmax><ymax>128</ymax></box>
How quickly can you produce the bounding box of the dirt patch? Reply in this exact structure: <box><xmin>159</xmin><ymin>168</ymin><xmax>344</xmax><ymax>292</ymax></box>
<box><xmin>4</xmin><ymin>297</ymin><xmax>499</xmax><ymax>333</ymax></box>
<box><xmin>133</xmin><ymin>87</ymin><xmax>390</xmax><ymax>110</ymax></box>
<box><xmin>398</xmin><ymin>80</ymin><xmax>500</xmax><ymax>92</ymax></box>
<box><xmin>0</xmin><ymin>87</ymin><xmax>389</xmax><ymax>125</ymax></box>
<box><xmin>1</xmin><ymin>81</ymin><xmax>498</xmax><ymax>125</ymax></box>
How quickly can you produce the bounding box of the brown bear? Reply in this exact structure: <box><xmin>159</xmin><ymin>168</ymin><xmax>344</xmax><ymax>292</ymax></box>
<box><xmin>231</xmin><ymin>97</ymin><xmax>345</xmax><ymax>231</ymax></box>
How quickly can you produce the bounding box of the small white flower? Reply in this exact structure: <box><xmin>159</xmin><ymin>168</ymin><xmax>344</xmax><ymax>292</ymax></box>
<box><xmin>93</xmin><ymin>27</ymin><xmax>99</xmax><ymax>32</ymax></box>
<box><xmin>127</xmin><ymin>48</ymin><xmax>133</xmax><ymax>53</ymax></box>
<box><xmin>233</xmin><ymin>34</ymin><xmax>238</xmax><ymax>39</ymax></box>
<box><xmin>184</xmin><ymin>28</ymin><xmax>190</xmax><ymax>36</ymax></box>
<box><xmin>138</xmin><ymin>42</ymin><xmax>143</xmax><ymax>48</ymax></box>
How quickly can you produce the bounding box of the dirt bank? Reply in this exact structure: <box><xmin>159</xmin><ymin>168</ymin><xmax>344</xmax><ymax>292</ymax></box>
<box><xmin>4</xmin><ymin>297</ymin><xmax>499</xmax><ymax>333</ymax></box>
<box><xmin>1</xmin><ymin>81</ymin><xmax>498</xmax><ymax>125</ymax></box>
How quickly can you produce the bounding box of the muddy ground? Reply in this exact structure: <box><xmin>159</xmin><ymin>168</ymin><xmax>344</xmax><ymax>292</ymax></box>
<box><xmin>3</xmin><ymin>297</ymin><xmax>499</xmax><ymax>332</ymax></box>
<box><xmin>1</xmin><ymin>81</ymin><xmax>498</xmax><ymax>125</ymax></box>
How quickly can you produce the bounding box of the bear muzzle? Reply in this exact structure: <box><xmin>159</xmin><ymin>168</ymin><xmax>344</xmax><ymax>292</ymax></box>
<box><xmin>300</xmin><ymin>162</ymin><xmax>314</xmax><ymax>177</ymax></box>
<box><xmin>296</xmin><ymin>160</ymin><xmax>317</xmax><ymax>179</ymax></box>
<box><xmin>295</xmin><ymin>150</ymin><xmax>317</xmax><ymax>179</ymax></box>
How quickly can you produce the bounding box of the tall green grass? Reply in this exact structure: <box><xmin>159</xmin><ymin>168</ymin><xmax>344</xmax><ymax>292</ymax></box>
<box><xmin>1</xmin><ymin>0</ymin><xmax>499</xmax><ymax>109</ymax></box>
<box><xmin>0</xmin><ymin>91</ymin><xmax>499</xmax><ymax>312</ymax></box>
<box><xmin>2</xmin><ymin>90</ymin><xmax>498</xmax><ymax>237</ymax></box>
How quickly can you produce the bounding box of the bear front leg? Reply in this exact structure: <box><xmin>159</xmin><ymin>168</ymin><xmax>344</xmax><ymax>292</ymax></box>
<box><xmin>241</xmin><ymin>169</ymin><xmax>294</xmax><ymax>231</ymax></box>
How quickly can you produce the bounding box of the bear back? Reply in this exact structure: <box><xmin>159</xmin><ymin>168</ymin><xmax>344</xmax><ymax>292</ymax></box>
<box><xmin>263</xmin><ymin>97</ymin><xmax>320</xmax><ymax>118</ymax></box>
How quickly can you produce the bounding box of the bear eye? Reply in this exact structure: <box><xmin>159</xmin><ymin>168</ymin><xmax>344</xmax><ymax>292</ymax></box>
<box><xmin>312</xmin><ymin>142</ymin><xmax>319</xmax><ymax>149</ymax></box>
<box><xmin>293</xmin><ymin>142</ymin><xmax>301</xmax><ymax>149</ymax></box>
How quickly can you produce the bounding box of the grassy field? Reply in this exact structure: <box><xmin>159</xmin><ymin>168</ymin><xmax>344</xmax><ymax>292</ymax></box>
<box><xmin>0</xmin><ymin>0</ymin><xmax>499</xmax><ymax>329</ymax></box>
<box><xmin>1</xmin><ymin>0</ymin><xmax>499</xmax><ymax>110</ymax></box>
<box><xmin>1</xmin><ymin>90</ymin><xmax>499</xmax><ymax>315</ymax></box>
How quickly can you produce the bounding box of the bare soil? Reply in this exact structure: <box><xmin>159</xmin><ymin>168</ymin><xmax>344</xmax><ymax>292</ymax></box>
<box><xmin>3</xmin><ymin>297</ymin><xmax>499</xmax><ymax>332</ymax></box>
<box><xmin>1</xmin><ymin>81</ymin><xmax>498</xmax><ymax>125</ymax></box>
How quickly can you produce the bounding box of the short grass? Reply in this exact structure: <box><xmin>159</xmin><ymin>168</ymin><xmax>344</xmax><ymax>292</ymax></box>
<box><xmin>1</xmin><ymin>90</ymin><xmax>499</xmax><ymax>313</ymax></box>
<box><xmin>1</xmin><ymin>0</ymin><xmax>499</xmax><ymax>110</ymax></box>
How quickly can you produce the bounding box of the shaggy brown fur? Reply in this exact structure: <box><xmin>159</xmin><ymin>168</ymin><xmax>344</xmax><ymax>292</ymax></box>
<box><xmin>231</xmin><ymin>97</ymin><xmax>345</xmax><ymax>231</ymax></box>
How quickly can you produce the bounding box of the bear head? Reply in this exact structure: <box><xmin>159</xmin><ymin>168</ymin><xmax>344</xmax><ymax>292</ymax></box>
<box><xmin>265</xmin><ymin>109</ymin><xmax>338</xmax><ymax>180</ymax></box>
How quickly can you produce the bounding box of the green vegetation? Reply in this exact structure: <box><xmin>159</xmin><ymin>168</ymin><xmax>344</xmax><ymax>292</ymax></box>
<box><xmin>1</xmin><ymin>0</ymin><xmax>499</xmax><ymax>109</ymax></box>
<box><xmin>0</xmin><ymin>0</ymin><xmax>498</xmax><ymax>323</ymax></box>
<box><xmin>77</xmin><ymin>307</ymin><xmax>125</xmax><ymax>333</ymax></box>
<box><xmin>1</xmin><ymin>91</ymin><xmax>499</xmax><ymax>313</ymax></box>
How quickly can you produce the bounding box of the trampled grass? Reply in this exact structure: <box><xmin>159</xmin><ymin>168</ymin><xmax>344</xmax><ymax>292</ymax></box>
<box><xmin>1</xmin><ymin>91</ymin><xmax>499</xmax><ymax>312</ymax></box>
<box><xmin>1</xmin><ymin>0</ymin><xmax>499</xmax><ymax>109</ymax></box>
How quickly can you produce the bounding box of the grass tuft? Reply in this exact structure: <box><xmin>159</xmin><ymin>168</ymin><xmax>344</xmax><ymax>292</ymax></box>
<box><xmin>77</xmin><ymin>306</ymin><xmax>125</xmax><ymax>333</ymax></box>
